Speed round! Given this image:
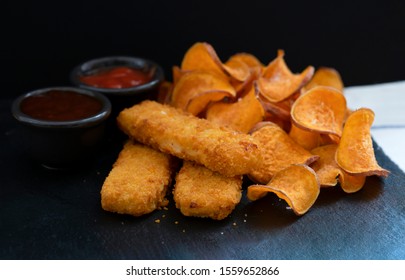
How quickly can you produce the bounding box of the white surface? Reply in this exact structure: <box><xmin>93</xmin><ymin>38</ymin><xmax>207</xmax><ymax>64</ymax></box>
<box><xmin>345</xmin><ymin>81</ymin><xmax>405</xmax><ymax>172</ymax></box>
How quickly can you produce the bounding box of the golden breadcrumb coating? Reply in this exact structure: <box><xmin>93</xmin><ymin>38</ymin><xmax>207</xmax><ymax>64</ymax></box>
<box><xmin>101</xmin><ymin>140</ymin><xmax>176</xmax><ymax>216</ymax></box>
<box><xmin>117</xmin><ymin>100</ymin><xmax>262</xmax><ymax>177</ymax></box>
<box><xmin>173</xmin><ymin>161</ymin><xmax>242</xmax><ymax>220</ymax></box>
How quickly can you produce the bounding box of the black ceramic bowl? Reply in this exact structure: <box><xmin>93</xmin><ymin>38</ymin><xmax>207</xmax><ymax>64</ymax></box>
<box><xmin>11</xmin><ymin>87</ymin><xmax>111</xmax><ymax>169</ymax></box>
<box><xmin>70</xmin><ymin>56</ymin><xmax>164</xmax><ymax>112</ymax></box>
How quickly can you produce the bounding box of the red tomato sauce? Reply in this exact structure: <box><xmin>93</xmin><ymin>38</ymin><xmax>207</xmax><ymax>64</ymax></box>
<box><xmin>80</xmin><ymin>66</ymin><xmax>151</xmax><ymax>89</ymax></box>
<box><xmin>21</xmin><ymin>90</ymin><xmax>102</xmax><ymax>121</ymax></box>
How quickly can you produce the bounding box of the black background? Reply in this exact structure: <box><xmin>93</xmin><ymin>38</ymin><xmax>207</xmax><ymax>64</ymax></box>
<box><xmin>2</xmin><ymin>0</ymin><xmax>405</xmax><ymax>98</ymax></box>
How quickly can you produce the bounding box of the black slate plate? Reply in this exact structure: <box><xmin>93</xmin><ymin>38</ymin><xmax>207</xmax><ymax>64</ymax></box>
<box><xmin>1</xmin><ymin>99</ymin><xmax>404</xmax><ymax>260</ymax></box>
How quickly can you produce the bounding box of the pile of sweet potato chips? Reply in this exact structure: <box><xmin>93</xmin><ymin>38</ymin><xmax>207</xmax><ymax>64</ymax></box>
<box><xmin>158</xmin><ymin>42</ymin><xmax>389</xmax><ymax>215</ymax></box>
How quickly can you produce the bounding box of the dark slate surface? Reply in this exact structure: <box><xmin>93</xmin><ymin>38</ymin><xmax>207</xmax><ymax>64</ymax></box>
<box><xmin>1</xmin><ymin>99</ymin><xmax>404</xmax><ymax>260</ymax></box>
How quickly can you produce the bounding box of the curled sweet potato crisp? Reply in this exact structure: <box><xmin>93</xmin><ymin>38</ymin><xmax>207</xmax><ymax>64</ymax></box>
<box><xmin>170</xmin><ymin>70</ymin><xmax>236</xmax><ymax>116</ymax></box>
<box><xmin>257</xmin><ymin>50</ymin><xmax>314</xmax><ymax>103</ymax></box>
<box><xmin>247</xmin><ymin>164</ymin><xmax>320</xmax><ymax>215</ymax></box>
<box><xmin>304</xmin><ymin>67</ymin><xmax>344</xmax><ymax>91</ymax></box>
<box><xmin>310</xmin><ymin>144</ymin><xmax>367</xmax><ymax>193</ymax></box>
<box><xmin>336</xmin><ymin>108</ymin><xmax>389</xmax><ymax>177</ymax></box>
<box><xmin>206</xmin><ymin>84</ymin><xmax>264</xmax><ymax>133</ymax></box>
<box><xmin>291</xmin><ymin>86</ymin><xmax>347</xmax><ymax>137</ymax></box>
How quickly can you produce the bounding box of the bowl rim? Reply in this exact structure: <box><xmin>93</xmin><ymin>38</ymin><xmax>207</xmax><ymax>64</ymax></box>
<box><xmin>70</xmin><ymin>56</ymin><xmax>165</xmax><ymax>96</ymax></box>
<box><xmin>12</xmin><ymin>86</ymin><xmax>111</xmax><ymax>128</ymax></box>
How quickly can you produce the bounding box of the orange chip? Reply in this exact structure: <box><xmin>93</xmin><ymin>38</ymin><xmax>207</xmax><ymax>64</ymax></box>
<box><xmin>291</xmin><ymin>86</ymin><xmax>347</xmax><ymax>137</ymax></box>
<box><xmin>186</xmin><ymin>91</ymin><xmax>235</xmax><ymax>117</ymax></box>
<box><xmin>222</xmin><ymin>57</ymin><xmax>251</xmax><ymax>82</ymax></box>
<box><xmin>171</xmin><ymin>70</ymin><xmax>236</xmax><ymax>115</ymax></box>
<box><xmin>305</xmin><ymin>67</ymin><xmax>344</xmax><ymax>91</ymax></box>
<box><xmin>319</xmin><ymin>134</ymin><xmax>341</xmax><ymax>145</ymax></box>
<box><xmin>257</xmin><ymin>50</ymin><xmax>314</xmax><ymax>103</ymax></box>
<box><xmin>311</xmin><ymin>144</ymin><xmax>367</xmax><ymax>192</ymax></box>
<box><xmin>258</xmin><ymin>94</ymin><xmax>291</xmax><ymax>122</ymax></box>
<box><xmin>336</xmin><ymin>108</ymin><xmax>389</xmax><ymax>177</ymax></box>
<box><xmin>248</xmin><ymin>122</ymin><xmax>319</xmax><ymax>184</ymax></box>
<box><xmin>247</xmin><ymin>164</ymin><xmax>320</xmax><ymax>215</ymax></box>
<box><xmin>206</xmin><ymin>84</ymin><xmax>264</xmax><ymax>133</ymax></box>
<box><xmin>230</xmin><ymin>69</ymin><xmax>257</xmax><ymax>95</ymax></box>
<box><xmin>223</xmin><ymin>52</ymin><xmax>264</xmax><ymax>80</ymax></box>
<box><xmin>339</xmin><ymin>171</ymin><xmax>366</xmax><ymax>193</ymax></box>
<box><xmin>180</xmin><ymin>42</ymin><xmax>227</xmax><ymax>80</ymax></box>
<box><xmin>259</xmin><ymin>88</ymin><xmax>299</xmax><ymax>132</ymax></box>
<box><xmin>310</xmin><ymin>144</ymin><xmax>341</xmax><ymax>187</ymax></box>
<box><xmin>227</xmin><ymin>52</ymin><xmax>264</xmax><ymax>71</ymax></box>
<box><xmin>289</xmin><ymin>123</ymin><xmax>321</xmax><ymax>151</ymax></box>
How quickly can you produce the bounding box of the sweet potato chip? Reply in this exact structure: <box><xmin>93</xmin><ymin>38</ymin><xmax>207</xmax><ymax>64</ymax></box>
<box><xmin>291</xmin><ymin>86</ymin><xmax>347</xmax><ymax>137</ymax></box>
<box><xmin>311</xmin><ymin>144</ymin><xmax>367</xmax><ymax>192</ymax></box>
<box><xmin>259</xmin><ymin>88</ymin><xmax>299</xmax><ymax>132</ymax></box>
<box><xmin>310</xmin><ymin>144</ymin><xmax>341</xmax><ymax>187</ymax></box>
<box><xmin>319</xmin><ymin>134</ymin><xmax>341</xmax><ymax>145</ymax></box>
<box><xmin>247</xmin><ymin>164</ymin><xmax>320</xmax><ymax>215</ymax></box>
<box><xmin>305</xmin><ymin>67</ymin><xmax>344</xmax><ymax>91</ymax></box>
<box><xmin>171</xmin><ymin>70</ymin><xmax>236</xmax><ymax>115</ymax></box>
<box><xmin>186</xmin><ymin>91</ymin><xmax>235</xmax><ymax>116</ymax></box>
<box><xmin>226</xmin><ymin>53</ymin><xmax>262</xmax><ymax>82</ymax></box>
<box><xmin>289</xmin><ymin>123</ymin><xmax>321</xmax><ymax>151</ymax></box>
<box><xmin>181</xmin><ymin>42</ymin><xmax>227</xmax><ymax>80</ymax></box>
<box><xmin>206</xmin><ymin>84</ymin><xmax>264</xmax><ymax>133</ymax></box>
<box><xmin>257</xmin><ymin>50</ymin><xmax>314</xmax><ymax>103</ymax></box>
<box><xmin>227</xmin><ymin>52</ymin><xmax>263</xmax><ymax>71</ymax></box>
<box><xmin>258</xmin><ymin>94</ymin><xmax>291</xmax><ymax>122</ymax></box>
<box><xmin>339</xmin><ymin>171</ymin><xmax>366</xmax><ymax>193</ymax></box>
<box><xmin>230</xmin><ymin>69</ymin><xmax>257</xmax><ymax>95</ymax></box>
<box><xmin>336</xmin><ymin>108</ymin><xmax>389</xmax><ymax>177</ymax></box>
<box><xmin>222</xmin><ymin>57</ymin><xmax>251</xmax><ymax>82</ymax></box>
<box><xmin>248</xmin><ymin>122</ymin><xmax>319</xmax><ymax>184</ymax></box>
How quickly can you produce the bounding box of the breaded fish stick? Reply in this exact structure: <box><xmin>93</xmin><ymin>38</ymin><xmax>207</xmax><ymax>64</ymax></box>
<box><xmin>117</xmin><ymin>100</ymin><xmax>262</xmax><ymax>177</ymax></box>
<box><xmin>173</xmin><ymin>161</ymin><xmax>243</xmax><ymax>220</ymax></box>
<box><xmin>101</xmin><ymin>140</ymin><xmax>176</xmax><ymax>216</ymax></box>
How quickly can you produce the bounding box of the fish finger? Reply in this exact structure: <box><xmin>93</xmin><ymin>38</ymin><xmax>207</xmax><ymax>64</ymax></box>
<box><xmin>173</xmin><ymin>161</ymin><xmax>242</xmax><ymax>220</ymax></box>
<box><xmin>101</xmin><ymin>140</ymin><xmax>177</xmax><ymax>216</ymax></box>
<box><xmin>117</xmin><ymin>100</ymin><xmax>262</xmax><ymax>177</ymax></box>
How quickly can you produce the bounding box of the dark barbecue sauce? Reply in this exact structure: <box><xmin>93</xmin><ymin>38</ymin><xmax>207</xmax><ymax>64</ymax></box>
<box><xmin>20</xmin><ymin>90</ymin><xmax>102</xmax><ymax>121</ymax></box>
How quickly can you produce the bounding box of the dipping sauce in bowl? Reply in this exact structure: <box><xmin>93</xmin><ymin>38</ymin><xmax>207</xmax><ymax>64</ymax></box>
<box><xmin>12</xmin><ymin>87</ymin><xmax>111</xmax><ymax>169</ymax></box>
<box><xmin>71</xmin><ymin>56</ymin><xmax>164</xmax><ymax>96</ymax></box>
<box><xmin>20</xmin><ymin>89</ymin><xmax>103</xmax><ymax>121</ymax></box>
<box><xmin>70</xmin><ymin>56</ymin><xmax>164</xmax><ymax>114</ymax></box>
<box><xmin>79</xmin><ymin>66</ymin><xmax>152</xmax><ymax>89</ymax></box>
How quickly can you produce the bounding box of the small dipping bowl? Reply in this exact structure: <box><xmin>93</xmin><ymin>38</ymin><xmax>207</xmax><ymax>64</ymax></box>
<box><xmin>11</xmin><ymin>87</ymin><xmax>111</xmax><ymax>169</ymax></box>
<box><xmin>70</xmin><ymin>56</ymin><xmax>165</xmax><ymax>113</ymax></box>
